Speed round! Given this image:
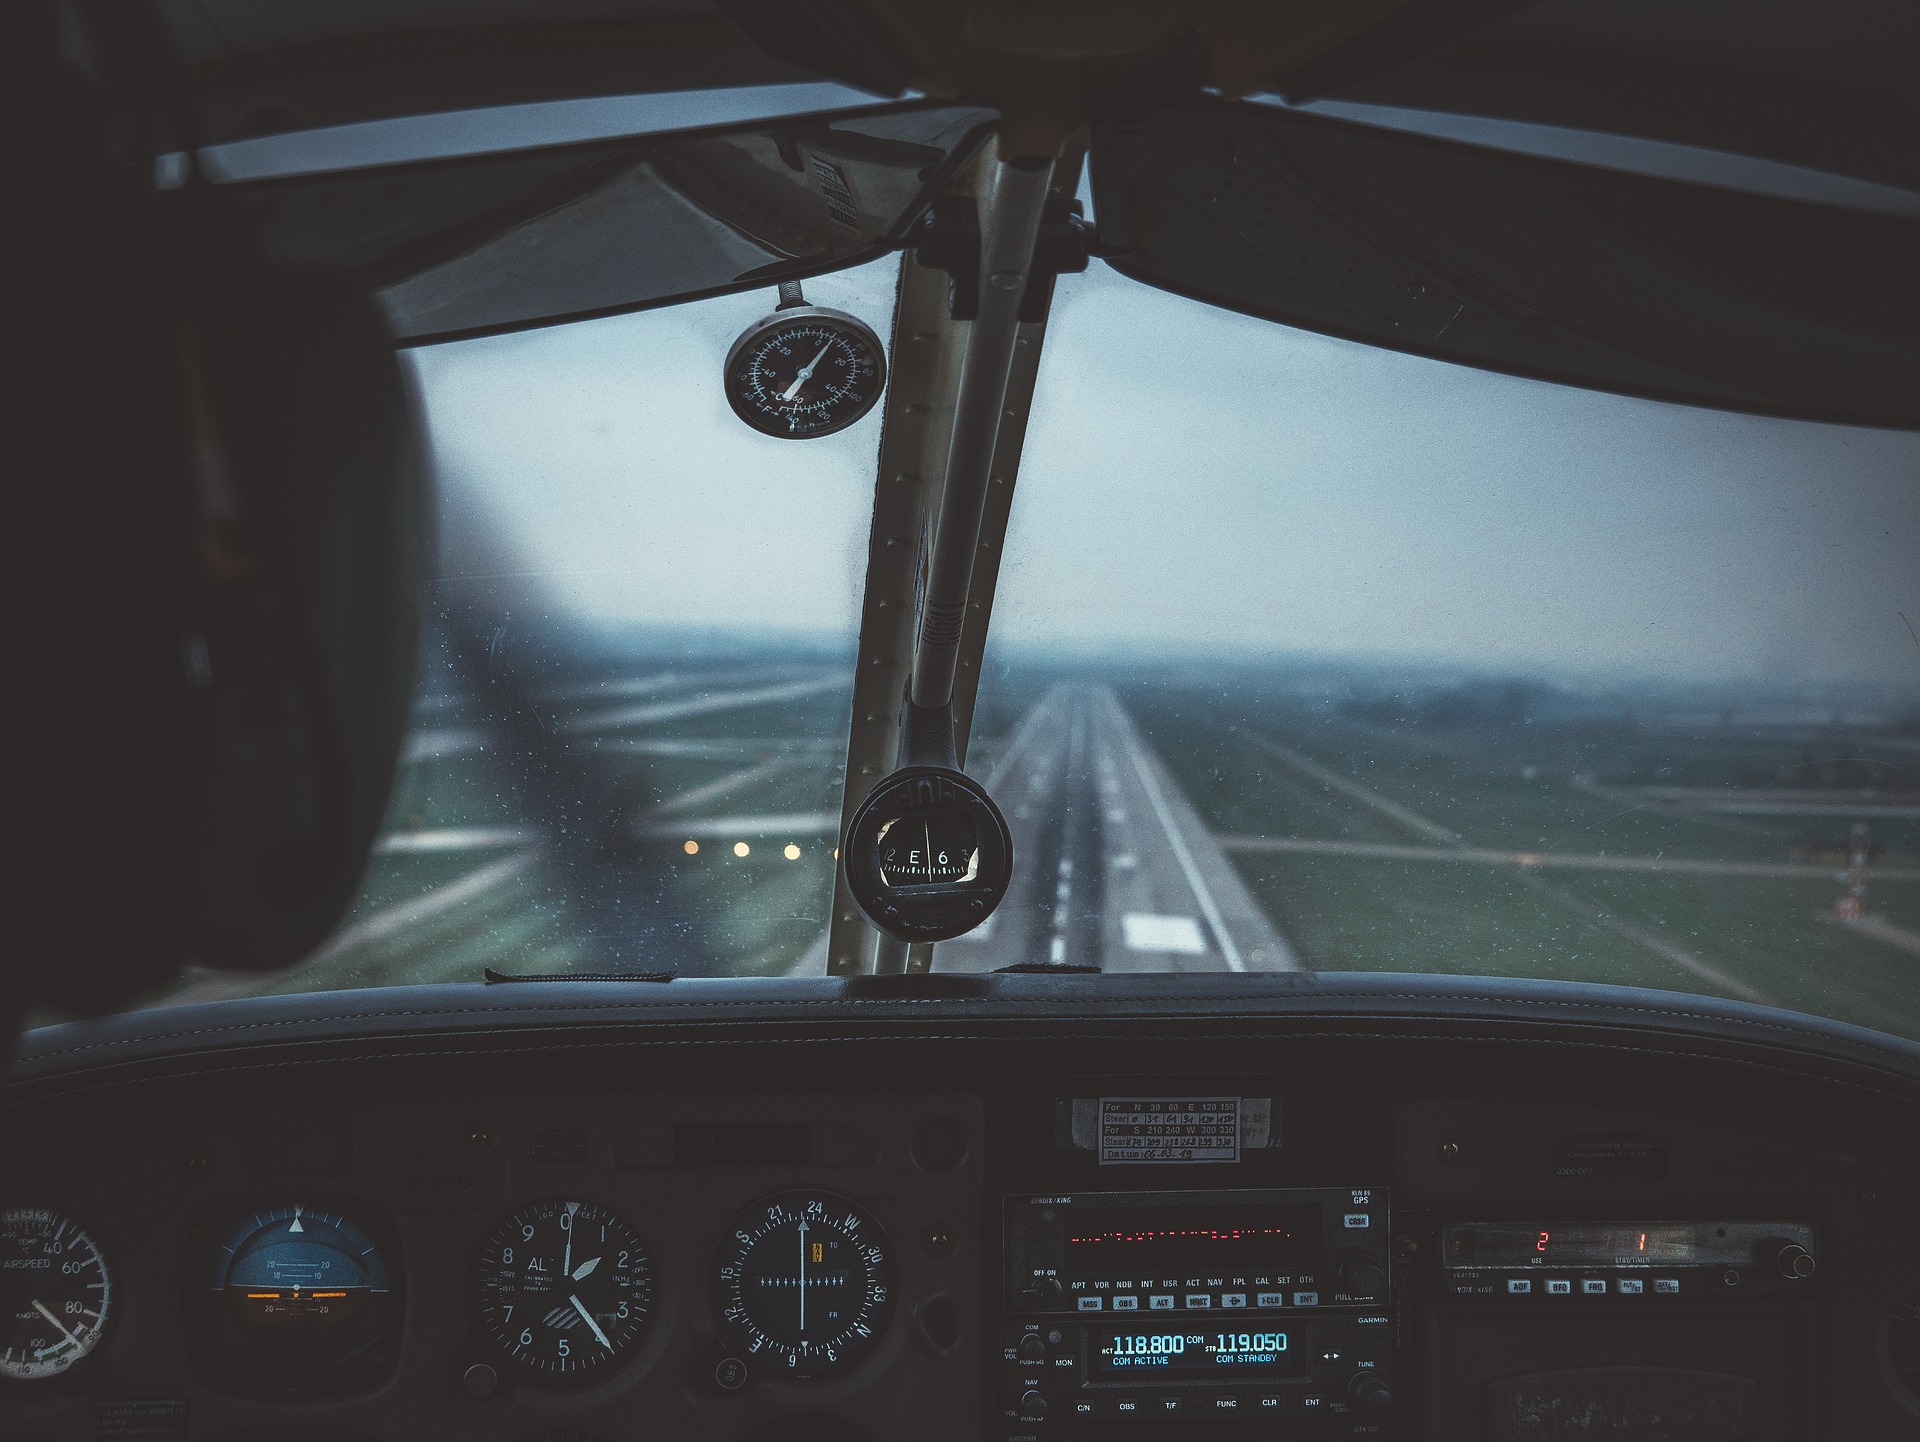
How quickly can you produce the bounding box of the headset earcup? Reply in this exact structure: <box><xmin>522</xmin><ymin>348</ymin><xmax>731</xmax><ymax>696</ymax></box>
<box><xmin>10</xmin><ymin>9</ymin><xmax>198</xmax><ymax>1019</ymax></box>
<box><xmin>182</xmin><ymin>265</ymin><xmax>424</xmax><ymax>973</ymax></box>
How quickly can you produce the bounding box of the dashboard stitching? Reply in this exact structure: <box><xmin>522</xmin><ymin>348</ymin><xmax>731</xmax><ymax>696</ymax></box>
<box><xmin>12</xmin><ymin>1032</ymin><xmax>1920</xmax><ymax>1113</ymax></box>
<box><xmin>19</xmin><ymin>994</ymin><xmax>1917</xmax><ymax>1066</ymax></box>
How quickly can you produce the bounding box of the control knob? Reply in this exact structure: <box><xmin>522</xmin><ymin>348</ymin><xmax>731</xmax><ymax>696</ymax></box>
<box><xmin>1017</xmin><ymin>1333</ymin><xmax>1048</xmax><ymax>1362</ymax></box>
<box><xmin>1348</xmin><ymin>1370</ymin><xmax>1394</xmax><ymax>1416</ymax></box>
<box><xmin>1338</xmin><ymin>1250</ymin><xmax>1387</xmax><ymax>1300</ymax></box>
<box><xmin>1025</xmin><ymin>1276</ymin><xmax>1064</xmax><ymax>1306</ymax></box>
<box><xmin>1020</xmin><ymin>1389</ymin><xmax>1049</xmax><ymax>1421</ymax></box>
<box><xmin>1776</xmin><ymin>1243</ymin><xmax>1817</xmax><ymax>1280</ymax></box>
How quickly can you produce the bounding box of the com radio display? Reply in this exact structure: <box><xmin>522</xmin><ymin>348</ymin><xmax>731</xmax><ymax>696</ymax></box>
<box><xmin>1064</xmin><ymin>1204</ymin><xmax>1323</xmax><ymax>1276</ymax></box>
<box><xmin>1092</xmin><ymin>1327</ymin><xmax>1297</xmax><ymax>1379</ymax></box>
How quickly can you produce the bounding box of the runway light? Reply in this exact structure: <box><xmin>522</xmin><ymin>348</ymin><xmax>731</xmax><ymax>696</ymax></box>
<box><xmin>733</xmin><ymin>841</ymin><xmax>751</xmax><ymax>857</ymax></box>
<box><xmin>784</xmin><ymin>844</ymin><xmax>802</xmax><ymax>860</ymax></box>
<box><xmin>683</xmin><ymin>840</ymin><xmax>699</xmax><ymax>855</ymax></box>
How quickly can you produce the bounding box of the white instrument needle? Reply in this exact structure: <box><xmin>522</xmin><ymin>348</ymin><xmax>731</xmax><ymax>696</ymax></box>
<box><xmin>798</xmin><ymin>1220</ymin><xmax>809</xmax><ymax>1334</ymax></box>
<box><xmin>33</xmin><ymin>1300</ymin><xmax>81</xmax><ymax>1350</ymax></box>
<box><xmin>572</xmin><ymin>1256</ymin><xmax>600</xmax><ymax>1282</ymax></box>
<box><xmin>570</xmin><ymin>1294</ymin><xmax>613</xmax><ymax>1350</ymax></box>
<box><xmin>781</xmin><ymin>341</ymin><xmax>833</xmax><ymax>401</ymax></box>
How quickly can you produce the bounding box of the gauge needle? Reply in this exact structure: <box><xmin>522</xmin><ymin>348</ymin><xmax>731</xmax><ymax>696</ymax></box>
<box><xmin>780</xmin><ymin>341</ymin><xmax>834</xmax><ymax>402</ymax></box>
<box><xmin>569</xmin><ymin>1294</ymin><xmax>613</xmax><ymax>1351</ymax></box>
<box><xmin>32</xmin><ymin>1300</ymin><xmax>81</xmax><ymax>1349</ymax></box>
<box><xmin>562</xmin><ymin>1224</ymin><xmax>573</xmax><ymax>1281</ymax></box>
<box><xmin>797</xmin><ymin>1220</ymin><xmax>809</xmax><ymax>1335</ymax></box>
<box><xmin>572</xmin><ymin>1256</ymin><xmax>599</xmax><ymax>1282</ymax></box>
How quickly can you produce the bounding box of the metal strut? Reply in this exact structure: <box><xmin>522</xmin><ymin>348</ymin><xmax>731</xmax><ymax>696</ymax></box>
<box><xmin>822</xmin><ymin>138</ymin><xmax>1079</xmax><ymax>976</ymax></box>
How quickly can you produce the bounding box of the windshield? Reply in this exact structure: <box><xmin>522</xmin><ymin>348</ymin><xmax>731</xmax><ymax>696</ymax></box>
<box><xmin>137</xmin><ymin>208</ymin><xmax>1920</xmax><ymax>1039</ymax></box>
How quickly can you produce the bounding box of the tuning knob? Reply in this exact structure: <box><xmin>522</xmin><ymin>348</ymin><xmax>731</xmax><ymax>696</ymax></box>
<box><xmin>1019</xmin><ymin>1389</ymin><xmax>1049</xmax><ymax>1421</ymax></box>
<box><xmin>1348</xmin><ymin>1370</ymin><xmax>1394</xmax><ymax>1415</ymax></box>
<box><xmin>1776</xmin><ymin>1243</ymin><xmax>1817</xmax><ymax>1280</ymax></box>
<box><xmin>1026</xmin><ymin>1276</ymin><xmax>1064</xmax><ymax>1306</ymax></box>
<box><xmin>1338</xmin><ymin>1251</ymin><xmax>1387</xmax><ymax>1300</ymax></box>
<box><xmin>1018</xmin><ymin>1332</ymin><xmax>1048</xmax><ymax>1362</ymax></box>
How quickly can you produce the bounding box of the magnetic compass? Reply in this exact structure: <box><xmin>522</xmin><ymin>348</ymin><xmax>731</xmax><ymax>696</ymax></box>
<box><xmin>723</xmin><ymin>283</ymin><xmax>886</xmax><ymax>439</ymax></box>
<box><xmin>843</xmin><ymin>766</ymin><xmax>1013</xmax><ymax>942</ymax></box>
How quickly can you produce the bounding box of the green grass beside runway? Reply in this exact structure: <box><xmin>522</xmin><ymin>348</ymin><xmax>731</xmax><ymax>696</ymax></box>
<box><xmin>1231</xmin><ymin>853</ymin><xmax>1713</xmax><ymax>991</ymax></box>
<box><xmin>1124</xmin><ymin>685</ymin><xmax>1920</xmax><ymax>1037</ymax></box>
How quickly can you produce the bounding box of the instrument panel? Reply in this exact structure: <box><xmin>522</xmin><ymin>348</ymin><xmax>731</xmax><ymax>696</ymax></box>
<box><xmin>0</xmin><ymin>1090</ymin><xmax>984</xmax><ymax>1441</ymax></box>
<box><xmin>1</xmin><ymin>1020</ymin><xmax>1916</xmax><ymax>1442</ymax></box>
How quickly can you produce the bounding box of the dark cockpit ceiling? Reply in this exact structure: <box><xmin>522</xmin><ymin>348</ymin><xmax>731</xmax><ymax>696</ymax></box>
<box><xmin>151</xmin><ymin>0</ymin><xmax>1920</xmax><ymax>192</ymax></box>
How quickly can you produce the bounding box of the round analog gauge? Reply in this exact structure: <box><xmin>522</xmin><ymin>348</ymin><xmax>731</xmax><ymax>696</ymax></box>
<box><xmin>714</xmin><ymin>1191</ymin><xmax>893</xmax><ymax>1379</ymax></box>
<box><xmin>205</xmin><ymin>1204</ymin><xmax>392</xmax><ymax>1374</ymax></box>
<box><xmin>0</xmin><ymin>1208</ymin><xmax>112</xmax><ymax>1381</ymax></box>
<box><xmin>723</xmin><ymin>305</ymin><xmax>886</xmax><ymax>439</ymax></box>
<box><xmin>843</xmin><ymin>766</ymin><xmax>1013</xmax><ymax>943</ymax></box>
<box><xmin>475</xmin><ymin>1201</ymin><xmax>654</xmax><ymax>1381</ymax></box>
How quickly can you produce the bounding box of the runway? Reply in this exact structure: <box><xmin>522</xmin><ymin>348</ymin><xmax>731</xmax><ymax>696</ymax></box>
<box><xmin>940</xmin><ymin>685</ymin><xmax>1299</xmax><ymax>973</ymax></box>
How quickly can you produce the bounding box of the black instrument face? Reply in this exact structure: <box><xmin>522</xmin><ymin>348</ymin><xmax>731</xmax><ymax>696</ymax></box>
<box><xmin>200</xmin><ymin>1204</ymin><xmax>394</xmax><ymax>1390</ymax></box>
<box><xmin>877</xmin><ymin>810</ymin><xmax>979</xmax><ymax>887</ymax></box>
<box><xmin>723</xmin><ymin>306</ymin><xmax>886</xmax><ymax>439</ymax></box>
<box><xmin>844</xmin><ymin>766</ymin><xmax>1013</xmax><ymax>942</ymax></box>
<box><xmin>714</xmin><ymin>1191</ymin><xmax>893</xmax><ymax>1379</ymax></box>
<box><xmin>475</xmin><ymin>1201</ymin><xmax>654</xmax><ymax>1382</ymax></box>
<box><xmin>0</xmin><ymin>1208</ymin><xmax>112</xmax><ymax>1381</ymax></box>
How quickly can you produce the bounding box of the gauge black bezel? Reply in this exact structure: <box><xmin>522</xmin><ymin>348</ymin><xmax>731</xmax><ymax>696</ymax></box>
<box><xmin>184</xmin><ymin>1195</ymin><xmax>404</xmax><ymax>1400</ymax></box>
<box><xmin>712</xmin><ymin>1189</ymin><xmax>896</xmax><ymax>1382</ymax></box>
<box><xmin>470</xmin><ymin>1197</ymin><xmax>657</xmax><ymax>1386</ymax></box>
<box><xmin>0</xmin><ymin>1205</ymin><xmax>115</xmax><ymax>1390</ymax></box>
<box><xmin>722</xmin><ymin>304</ymin><xmax>888</xmax><ymax>439</ymax></box>
<box><xmin>844</xmin><ymin>766</ymin><xmax>1013</xmax><ymax>942</ymax></box>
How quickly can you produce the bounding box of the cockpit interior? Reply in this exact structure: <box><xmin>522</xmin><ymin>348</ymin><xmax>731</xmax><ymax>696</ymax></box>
<box><xmin>7</xmin><ymin>2</ymin><xmax>1920</xmax><ymax>1439</ymax></box>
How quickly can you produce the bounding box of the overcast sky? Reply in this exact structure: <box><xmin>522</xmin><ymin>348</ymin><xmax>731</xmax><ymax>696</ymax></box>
<box><xmin>412</xmin><ymin>257</ymin><xmax>1920</xmax><ymax>688</ymax></box>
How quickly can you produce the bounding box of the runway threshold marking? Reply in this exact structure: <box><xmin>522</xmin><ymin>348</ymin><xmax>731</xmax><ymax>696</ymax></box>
<box><xmin>1102</xmin><ymin>691</ymin><xmax>1246</xmax><ymax>972</ymax></box>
